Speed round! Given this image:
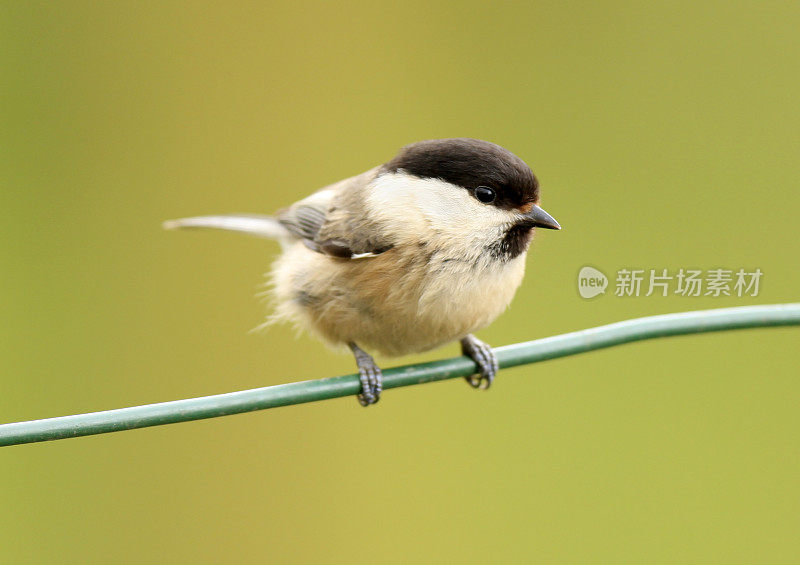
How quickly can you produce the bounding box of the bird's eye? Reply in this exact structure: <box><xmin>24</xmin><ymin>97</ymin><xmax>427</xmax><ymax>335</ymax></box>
<box><xmin>473</xmin><ymin>186</ymin><xmax>496</xmax><ymax>204</ymax></box>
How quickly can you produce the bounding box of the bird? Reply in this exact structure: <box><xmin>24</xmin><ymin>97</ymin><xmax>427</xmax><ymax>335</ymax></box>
<box><xmin>164</xmin><ymin>138</ymin><xmax>560</xmax><ymax>406</ymax></box>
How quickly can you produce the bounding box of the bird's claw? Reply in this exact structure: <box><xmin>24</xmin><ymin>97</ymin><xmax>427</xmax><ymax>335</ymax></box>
<box><xmin>356</xmin><ymin>363</ymin><xmax>382</xmax><ymax>406</ymax></box>
<box><xmin>460</xmin><ymin>334</ymin><xmax>499</xmax><ymax>390</ymax></box>
<box><xmin>350</xmin><ymin>342</ymin><xmax>383</xmax><ymax>406</ymax></box>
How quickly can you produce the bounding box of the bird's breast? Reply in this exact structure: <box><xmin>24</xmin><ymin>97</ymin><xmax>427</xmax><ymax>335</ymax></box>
<box><xmin>272</xmin><ymin>242</ymin><xmax>527</xmax><ymax>357</ymax></box>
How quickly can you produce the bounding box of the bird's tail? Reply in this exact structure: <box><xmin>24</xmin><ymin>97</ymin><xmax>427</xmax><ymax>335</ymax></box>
<box><xmin>162</xmin><ymin>214</ymin><xmax>288</xmax><ymax>240</ymax></box>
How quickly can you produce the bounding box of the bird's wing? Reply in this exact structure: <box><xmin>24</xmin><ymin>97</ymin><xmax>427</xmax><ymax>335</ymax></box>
<box><xmin>275</xmin><ymin>186</ymin><xmax>336</xmax><ymax>243</ymax></box>
<box><xmin>277</xmin><ymin>168</ymin><xmax>393</xmax><ymax>259</ymax></box>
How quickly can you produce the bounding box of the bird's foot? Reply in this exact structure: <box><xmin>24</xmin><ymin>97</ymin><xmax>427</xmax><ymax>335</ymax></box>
<box><xmin>349</xmin><ymin>342</ymin><xmax>383</xmax><ymax>406</ymax></box>
<box><xmin>460</xmin><ymin>334</ymin><xmax>499</xmax><ymax>390</ymax></box>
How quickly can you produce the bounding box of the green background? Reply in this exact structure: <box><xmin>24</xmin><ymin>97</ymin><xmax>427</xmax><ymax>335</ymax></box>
<box><xmin>2</xmin><ymin>1</ymin><xmax>799</xmax><ymax>562</ymax></box>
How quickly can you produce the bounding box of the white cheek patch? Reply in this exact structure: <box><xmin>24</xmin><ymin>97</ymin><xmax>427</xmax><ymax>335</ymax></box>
<box><xmin>366</xmin><ymin>172</ymin><xmax>518</xmax><ymax>245</ymax></box>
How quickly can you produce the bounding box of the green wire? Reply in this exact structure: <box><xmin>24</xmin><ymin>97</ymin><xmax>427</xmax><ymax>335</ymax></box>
<box><xmin>1</xmin><ymin>303</ymin><xmax>798</xmax><ymax>447</ymax></box>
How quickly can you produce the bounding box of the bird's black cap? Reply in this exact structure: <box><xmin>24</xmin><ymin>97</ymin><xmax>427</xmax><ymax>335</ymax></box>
<box><xmin>382</xmin><ymin>138</ymin><xmax>540</xmax><ymax>210</ymax></box>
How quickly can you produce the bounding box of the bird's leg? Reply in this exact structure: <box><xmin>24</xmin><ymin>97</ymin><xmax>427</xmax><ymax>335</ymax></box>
<box><xmin>460</xmin><ymin>334</ymin><xmax>499</xmax><ymax>390</ymax></box>
<box><xmin>349</xmin><ymin>342</ymin><xmax>383</xmax><ymax>406</ymax></box>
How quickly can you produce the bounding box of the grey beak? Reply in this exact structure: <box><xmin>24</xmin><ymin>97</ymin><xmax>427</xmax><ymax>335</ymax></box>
<box><xmin>525</xmin><ymin>205</ymin><xmax>561</xmax><ymax>230</ymax></box>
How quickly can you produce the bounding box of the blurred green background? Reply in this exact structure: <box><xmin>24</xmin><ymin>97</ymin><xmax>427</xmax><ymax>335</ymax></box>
<box><xmin>2</xmin><ymin>1</ymin><xmax>799</xmax><ymax>562</ymax></box>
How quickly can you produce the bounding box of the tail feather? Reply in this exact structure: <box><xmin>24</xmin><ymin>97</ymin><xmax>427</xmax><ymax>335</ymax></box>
<box><xmin>162</xmin><ymin>214</ymin><xmax>288</xmax><ymax>239</ymax></box>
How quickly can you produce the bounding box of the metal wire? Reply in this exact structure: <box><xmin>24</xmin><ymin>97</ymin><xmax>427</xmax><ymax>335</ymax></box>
<box><xmin>1</xmin><ymin>303</ymin><xmax>798</xmax><ymax>447</ymax></box>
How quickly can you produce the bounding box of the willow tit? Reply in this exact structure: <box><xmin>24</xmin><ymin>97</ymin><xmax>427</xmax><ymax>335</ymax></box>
<box><xmin>164</xmin><ymin>138</ymin><xmax>560</xmax><ymax>406</ymax></box>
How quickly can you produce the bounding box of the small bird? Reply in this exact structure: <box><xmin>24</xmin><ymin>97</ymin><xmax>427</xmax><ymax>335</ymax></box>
<box><xmin>164</xmin><ymin>138</ymin><xmax>560</xmax><ymax>406</ymax></box>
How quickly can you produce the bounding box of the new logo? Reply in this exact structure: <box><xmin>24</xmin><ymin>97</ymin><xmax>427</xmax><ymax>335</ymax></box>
<box><xmin>578</xmin><ymin>266</ymin><xmax>608</xmax><ymax>298</ymax></box>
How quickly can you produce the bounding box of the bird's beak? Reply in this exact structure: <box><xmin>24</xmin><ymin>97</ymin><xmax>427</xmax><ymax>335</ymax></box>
<box><xmin>525</xmin><ymin>205</ymin><xmax>561</xmax><ymax>230</ymax></box>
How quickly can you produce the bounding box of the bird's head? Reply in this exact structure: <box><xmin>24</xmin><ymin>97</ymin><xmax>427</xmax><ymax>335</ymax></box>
<box><xmin>369</xmin><ymin>138</ymin><xmax>560</xmax><ymax>260</ymax></box>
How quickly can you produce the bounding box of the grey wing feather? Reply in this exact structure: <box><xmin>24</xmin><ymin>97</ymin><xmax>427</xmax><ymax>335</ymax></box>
<box><xmin>278</xmin><ymin>203</ymin><xmax>328</xmax><ymax>243</ymax></box>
